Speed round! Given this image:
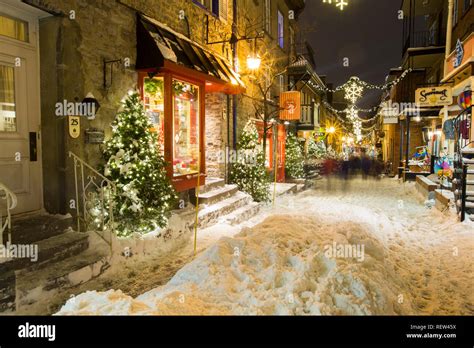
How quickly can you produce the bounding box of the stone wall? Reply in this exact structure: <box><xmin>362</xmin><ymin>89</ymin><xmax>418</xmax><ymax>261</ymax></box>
<box><xmin>205</xmin><ymin>93</ymin><xmax>227</xmax><ymax>179</ymax></box>
<box><xmin>23</xmin><ymin>0</ymin><xmax>301</xmax><ymax>214</ymax></box>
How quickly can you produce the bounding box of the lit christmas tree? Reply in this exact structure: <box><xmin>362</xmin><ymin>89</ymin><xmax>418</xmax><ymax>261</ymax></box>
<box><xmin>285</xmin><ymin>133</ymin><xmax>304</xmax><ymax>179</ymax></box>
<box><xmin>307</xmin><ymin>137</ymin><xmax>327</xmax><ymax>159</ymax></box>
<box><xmin>230</xmin><ymin>120</ymin><xmax>270</xmax><ymax>202</ymax></box>
<box><xmin>103</xmin><ymin>92</ymin><xmax>177</xmax><ymax>237</ymax></box>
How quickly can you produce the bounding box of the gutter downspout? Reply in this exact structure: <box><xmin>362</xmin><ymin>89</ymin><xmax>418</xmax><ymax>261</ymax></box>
<box><xmin>232</xmin><ymin>0</ymin><xmax>238</xmax><ymax>150</ymax></box>
<box><xmin>443</xmin><ymin>0</ymin><xmax>454</xmax><ymax>131</ymax></box>
<box><xmin>444</xmin><ymin>0</ymin><xmax>454</xmax><ymax>78</ymax></box>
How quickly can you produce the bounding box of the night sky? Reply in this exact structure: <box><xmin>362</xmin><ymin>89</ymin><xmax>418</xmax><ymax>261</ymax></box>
<box><xmin>300</xmin><ymin>0</ymin><xmax>403</xmax><ymax>110</ymax></box>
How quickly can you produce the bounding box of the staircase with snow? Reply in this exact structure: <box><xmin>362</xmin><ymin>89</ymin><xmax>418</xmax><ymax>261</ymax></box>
<box><xmin>454</xmin><ymin>147</ymin><xmax>474</xmax><ymax>222</ymax></box>
<box><xmin>451</xmin><ymin>106</ymin><xmax>474</xmax><ymax>222</ymax></box>
<box><xmin>0</xmin><ymin>215</ymin><xmax>110</xmax><ymax>313</ymax></box>
<box><xmin>189</xmin><ymin>178</ymin><xmax>261</xmax><ymax>229</ymax></box>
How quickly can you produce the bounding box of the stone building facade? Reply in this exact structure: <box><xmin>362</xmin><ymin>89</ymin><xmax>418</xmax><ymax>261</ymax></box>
<box><xmin>0</xmin><ymin>0</ymin><xmax>307</xmax><ymax>218</ymax></box>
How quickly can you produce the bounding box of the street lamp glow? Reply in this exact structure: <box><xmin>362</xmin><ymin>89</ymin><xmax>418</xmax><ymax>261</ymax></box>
<box><xmin>328</xmin><ymin>126</ymin><xmax>336</xmax><ymax>134</ymax></box>
<box><xmin>247</xmin><ymin>55</ymin><xmax>261</xmax><ymax>71</ymax></box>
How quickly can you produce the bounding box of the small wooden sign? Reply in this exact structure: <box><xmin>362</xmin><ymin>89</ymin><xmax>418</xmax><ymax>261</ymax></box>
<box><xmin>280</xmin><ymin>91</ymin><xmax>301</xmax><ymax>120</ymax></box>
<box><xmin>416</xmin><ymin>86</ymin><xmax>453</xmax><ymax>107</ymax></box>
<box><xmin>68</xmin><ymin>116</ymin><xmax>80</xmax><ymax>139</ymax></box>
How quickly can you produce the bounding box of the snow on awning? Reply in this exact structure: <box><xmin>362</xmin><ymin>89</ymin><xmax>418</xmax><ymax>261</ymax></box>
<box><xmin>136</xmin><ymin>14</ymin><xmax>245</xmax><ymax>94</ymax></box>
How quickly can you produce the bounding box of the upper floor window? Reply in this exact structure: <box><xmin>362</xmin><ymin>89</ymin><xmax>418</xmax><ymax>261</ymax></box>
<box><xmin>264</xmin><ymin>0</ymin><xmax>271</xmax><ymax>33</ymax></box>
<box><xmin>193</xmin><ymin>0</ymin><xmax>228</xmax><ymax>21</ymax></box>
<box><xmin>463</xmin><ymin>0</ymin><xmax>472</xmax><ymax>13</ymax></box>
<box><xmin>279</xmin><ymin>75</ymin><xmax>285</xmax><ymax>94</ymax></box>
<box><xmin>0</xmin><ymin>13</ymin><xmax>29</xmax><ymax>42</ymax></box>
<box><xmin>278</xmin><ymin>10</ymin><xmax>284</xmax><ymax>49</ymax></box>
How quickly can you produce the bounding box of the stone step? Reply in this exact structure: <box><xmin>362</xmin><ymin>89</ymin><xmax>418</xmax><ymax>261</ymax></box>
<box><xmin>9</xmin><ymin>214</ymin><xmax>73</xmax><ymax>245</ymax></box>
<box><xmin>224</xmin><ymin>202</ymin><xmax>261</xmax><ymax>226</ymax></box>
<box><xmin>193</xmin><ymin>184</ymin><xmax>239</xmax><ymax>206</ymax></box>
<box><xmin>15</xmin><ymin>248</ymin><xmax>110</xmax><ymax>310</ymax></box>
<box><xmin>462</xmin><ymin>148</ymin><xmax>474</xmax><ymax>155</ymax></box>
<box><xmin>463</xmin><ymin>158</ymin><xmax>474</xmax><ymax>165</ymax></box>
<box><xmin>195</xmin><ymin>178</ymin><xmax>225</xmax><ymax>195</ymax></box>
<box><xmin>0</xmin><ymin>232</ymin><xmax>89</xmax><ymax>275</ymax></box>
<box><xmin>455</xmin><ymin>190</ymin><xmax>474</xmax><ymax>197</ymax></box>
<box><xmin>456</xmin><ymin>200</ymin><xmax>474</xmax><ymax>209</ymax></box>
<box><xmin>197</xmin><ymin>191</ymin><xmax>252</xmax><ymax>229</ymax></box>
<box><xmin>0</xmin><ymin>270</ymin><xmax>15</xmax><ymax>313</ymax></box>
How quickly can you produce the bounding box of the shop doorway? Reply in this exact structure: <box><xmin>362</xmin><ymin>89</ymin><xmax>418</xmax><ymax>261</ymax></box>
<box><xmin>0</xmin><ymin>1</ymin><xmax>46</xmax><ymax>215</ymax></box>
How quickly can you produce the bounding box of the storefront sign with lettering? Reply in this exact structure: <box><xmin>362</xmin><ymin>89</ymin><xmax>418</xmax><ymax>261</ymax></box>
<box><xmin>415</xmin><ymin>86</ymin><xmax>453</xmax><ymax>107</ymax></box>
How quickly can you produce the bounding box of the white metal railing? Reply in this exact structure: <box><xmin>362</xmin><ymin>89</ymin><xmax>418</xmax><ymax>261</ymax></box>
<box><xmin>0</xmin><ymin>181</ymin><xmax>17</xmax><ymax>245</ymax></box>
<box><xmin>69</xmin><ymin>151</ymin><xmax>116</xmax><ymax>247</ymax></box>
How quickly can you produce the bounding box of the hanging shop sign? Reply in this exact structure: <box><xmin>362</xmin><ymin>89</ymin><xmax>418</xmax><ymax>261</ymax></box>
<box><xmin>415</xmin><ymin>86</ymin><xmax>453</xmax><ymax>107</ymax></box>
<box><xmin>279</xmin><ymin>91</ymin><xmax>301</xmax><ymax>120</ymax></box>
<box><xmin>68</xmin><ymin>116</ymin><xmax>80</xmax><ymax>139</ymax></box>
<box><xmin>453</xmin><ymin>39</ymin><xmax>464</xmax><ymax>68</ymax></box>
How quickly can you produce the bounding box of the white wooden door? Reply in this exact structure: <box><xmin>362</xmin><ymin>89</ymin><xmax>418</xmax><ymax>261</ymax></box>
<box><xmin>0</xmin><ymin>1</ymin><xmax>45</xmax><ymax>215</ymax></box>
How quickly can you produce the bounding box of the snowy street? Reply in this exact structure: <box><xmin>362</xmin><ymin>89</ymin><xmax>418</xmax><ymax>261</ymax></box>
<box><xmin>57</xmin><ymin>178</ymin><xmax>474</xmax><ymax>315</ymax></box>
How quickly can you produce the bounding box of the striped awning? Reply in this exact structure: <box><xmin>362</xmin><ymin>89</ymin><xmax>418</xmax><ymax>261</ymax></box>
<box><xmin>137</xmin><ymin>15</ymin><xmax>244</xmax><ymax>94</ymax></box>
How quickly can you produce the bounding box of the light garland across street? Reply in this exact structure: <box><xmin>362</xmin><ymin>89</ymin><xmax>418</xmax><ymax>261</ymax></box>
<box><xmin>307</xmin><ymin>68</ymin><xmax>412</xmax><ymax>94</ymax></box>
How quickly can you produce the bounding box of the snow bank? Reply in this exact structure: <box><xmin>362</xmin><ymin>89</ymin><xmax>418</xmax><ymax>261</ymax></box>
<box><xmin>58</xmin><ymin>214</ymin><xmax>413</xmax><ymax>315</ymax></box>
<box><xmin>57</xmin><ymin>178</ymin><xmax>474</xmax><ymax>316</ymax></box>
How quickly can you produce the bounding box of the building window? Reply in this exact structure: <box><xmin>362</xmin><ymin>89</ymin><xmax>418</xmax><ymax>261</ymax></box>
<box><xmin>313</xmin><ymin>102</ymin><xmax>320</xmax><ymax>126</ymax></box>
<box><xmin>278</xmin><ymin>10</ymin><xmax>284</xmax><ymax>48</ymax></box>
<box><xmin>143</xmin><ymin>77</ymin><xmax>165</xmax><ymax>154</ymax></box>
<box><xmin>289</xmin><ymin>26</ymin><xmax>295</xmax><ymax>54</ymax></box>
<box><xmin>193</xmin><ymin>0</ymin><xmax>227</xmax><ymax>19</ymax></box>
<box><xmin>463</xmin><ymin>0</ymin><xmax>472</xmax><ymax>13</ymax></box>
<box><xmin>0</xmin><ymin>13</ymin><xmax>29</xmax><ymax>42</ymax></box>
<box><xmin>172</xmin><ymin>79</ymin><xmax>200</xmax><ymax>177</ymax></box>
<box><xmin>279</xmin><ymin>75</ymin><xmax>285</xmax><ymax>94</ymax></box>
<box><xmin>264</xmin><ymin>0</ymin><xmax>271</xmax><ymax>33</ymax></box>
<box><xmin>0</xmin><ymin>65</ymin><xmax>16</xmax><ymax>132</ymax></box>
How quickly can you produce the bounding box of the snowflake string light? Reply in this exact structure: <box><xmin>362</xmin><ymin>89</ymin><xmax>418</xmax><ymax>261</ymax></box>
<box><xmin>346</xmin><ymin>105</ymin><xmax>359</xmax><ymax>121</ymax></box>
<box><xmin>344</xmin><ymin>77</ymin><xmax>364</xmax><ymax>104</ymax></box>
<box><xmin>335</xmin><ymin>0</ymin><xmax>348</xmax><ymax>10</ymax></box>
<box><xmin>322</xmin><ymin>0</ymin><xmax>349</xmax><ymax>10</ymax></box>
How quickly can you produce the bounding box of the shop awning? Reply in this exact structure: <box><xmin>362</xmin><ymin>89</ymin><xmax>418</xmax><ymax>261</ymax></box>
<box><xmin>398</xmin><ymin>107</ymin><xmax>443</xmax><ymax>119</ymax></box>
<box><xmin>137</xmin><ymin>15</ymin><xmax>245</xmax><ymax>94</ymax></box>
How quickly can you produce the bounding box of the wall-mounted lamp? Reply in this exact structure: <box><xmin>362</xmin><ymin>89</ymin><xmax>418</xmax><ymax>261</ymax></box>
<box><xmin>247</xmin><ymin>54</ymin><xmax>262</xmax><ymax>71</ymax></box>
<box><xmin>82</xmin><ymin>92</ymin><xmax>100</xmax><ymax>120</ymax></box>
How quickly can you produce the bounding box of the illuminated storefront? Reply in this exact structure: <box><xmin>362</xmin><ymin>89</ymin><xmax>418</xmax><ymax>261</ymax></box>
<box><xmin>137</xmin><ymin>15</ymin><xmax>244</xmax><ymax>191</ymax></box>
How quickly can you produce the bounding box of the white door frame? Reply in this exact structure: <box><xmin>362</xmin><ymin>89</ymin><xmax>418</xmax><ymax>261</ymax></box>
<box><xmin>0</xmin><ymin>0</ymin><xmax>51</xmax><ymax>216</ymax></box>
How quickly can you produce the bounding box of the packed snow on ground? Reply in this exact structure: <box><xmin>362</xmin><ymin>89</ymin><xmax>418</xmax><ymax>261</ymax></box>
<box><xmin>57</xmin><ymin>178</ymin><xmax>474</xmax><ymax>315</ymax></box>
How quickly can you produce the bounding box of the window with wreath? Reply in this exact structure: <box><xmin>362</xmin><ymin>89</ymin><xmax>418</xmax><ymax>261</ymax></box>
<box><xmin>172</xmin><ymin>79</ymin><xmax>200</xmax><ymax>177</ymax></box>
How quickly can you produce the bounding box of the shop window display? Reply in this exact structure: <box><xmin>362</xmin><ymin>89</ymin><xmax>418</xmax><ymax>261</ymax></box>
<box><xmin>172</xmin><ymin>79</ymin><xmax>200</xmax><ymax>177</ymax></box>
<box><xmin>143</xmin><ymin>77</ymin><xmax>165</xmax><ymax>154</ymax></box>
